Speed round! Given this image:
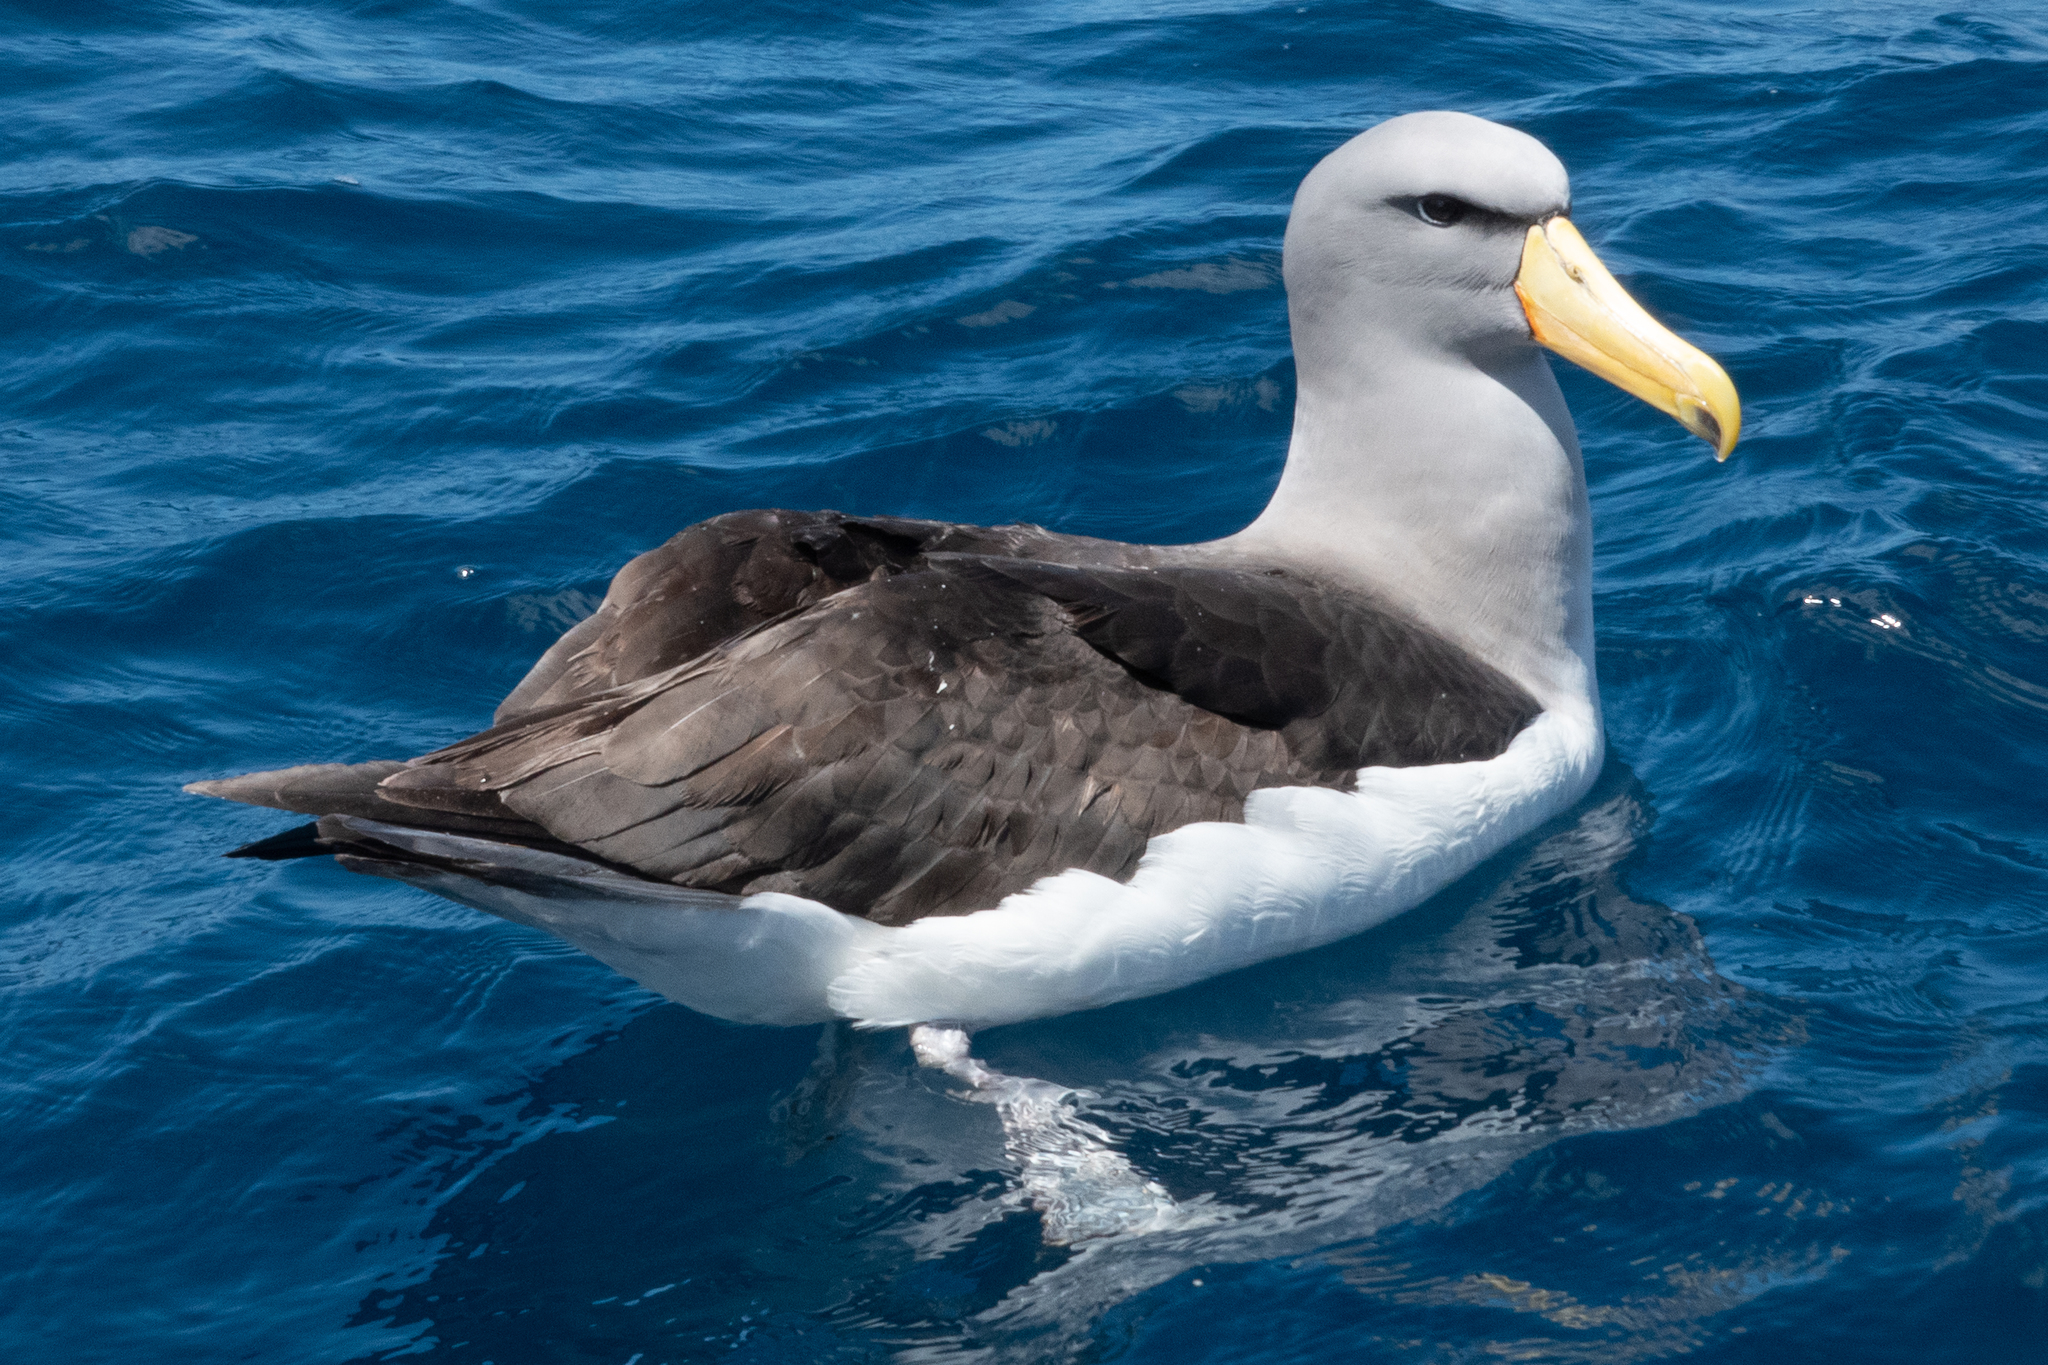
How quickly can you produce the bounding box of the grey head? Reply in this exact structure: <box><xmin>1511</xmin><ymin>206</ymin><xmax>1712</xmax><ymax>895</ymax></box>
<box><xmin>1283</xmin><ymin>111</ymin><xmax>1573</xmax><ymax>372</ymax></box>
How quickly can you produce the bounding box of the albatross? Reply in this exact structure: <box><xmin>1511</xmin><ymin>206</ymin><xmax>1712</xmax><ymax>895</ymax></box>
<box><xmin>188</xmin><ymin>111</ymin><xmax>1739</xmax><ymax>1036</ymax></box>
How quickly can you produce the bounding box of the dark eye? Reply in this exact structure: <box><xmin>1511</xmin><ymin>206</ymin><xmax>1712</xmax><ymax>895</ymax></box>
<box><xmin>1416</xmin><ymin>194</ymin><xmax>1469</xmax><ymax>227</ymax></box>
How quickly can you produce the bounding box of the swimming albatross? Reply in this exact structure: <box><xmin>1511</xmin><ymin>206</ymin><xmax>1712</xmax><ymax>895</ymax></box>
<box><xmin>189</xmin><ymin>112</ymin><xmax>1738</xmax><ymax>1038</ymax></box>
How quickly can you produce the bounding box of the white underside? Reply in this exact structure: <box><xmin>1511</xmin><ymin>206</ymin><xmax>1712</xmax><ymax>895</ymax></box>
<box><xmin>353</xmin><ymin>704</ymin><xmax>1602</xmax><ymax>1029</ymax></box>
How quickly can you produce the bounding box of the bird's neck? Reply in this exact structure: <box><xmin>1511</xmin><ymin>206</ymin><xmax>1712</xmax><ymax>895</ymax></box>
<box><xmin>1225</xmin><ymin>340</ymin><xmax>1598</xmax><ymax>719</ymax></box>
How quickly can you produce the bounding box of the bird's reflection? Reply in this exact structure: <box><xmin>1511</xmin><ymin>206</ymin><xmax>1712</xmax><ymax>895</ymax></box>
<box><xmin>344</xmin><ymin>765</ymin><xmax>1778</xmax><ymax>1363</ymax></box>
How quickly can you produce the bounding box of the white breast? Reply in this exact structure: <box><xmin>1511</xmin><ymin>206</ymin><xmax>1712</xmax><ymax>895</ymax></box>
<box><xmin>830</xmin><ymin>704</ymin><xmax>1602</xmax><ymax>1025</ymax></box>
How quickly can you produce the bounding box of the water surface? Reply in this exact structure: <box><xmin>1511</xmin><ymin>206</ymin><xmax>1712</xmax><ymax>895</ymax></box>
<box><xmin>4</xmin><ymin>1</ymin><xmax>2046</xmax><ymax>1360</ymax></box>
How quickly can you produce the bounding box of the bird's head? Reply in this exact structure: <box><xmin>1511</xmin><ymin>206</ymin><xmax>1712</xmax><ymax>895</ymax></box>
<box><xmin>1285</xmin><ymin>110</ymin><xmax>1739</xmax><ymax>460</ymax></box>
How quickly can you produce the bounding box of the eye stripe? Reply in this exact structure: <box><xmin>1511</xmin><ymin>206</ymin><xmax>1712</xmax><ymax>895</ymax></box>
<box><xmin>1387</xmin><ymin>195</ymin><xmax>1546</xmax><ymax>231</ymax></box>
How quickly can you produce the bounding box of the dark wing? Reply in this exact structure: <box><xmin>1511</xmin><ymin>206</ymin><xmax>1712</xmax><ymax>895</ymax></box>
<box><xmin>492</xmin><ymin>509</ymin><xmax>1149</xmax><ymax>723</ymax></box>
<box><xmin>381</xmin><ymin>561</ymin><xmax>1338</xmax><ymax>923</ymax></box>
<box><xmin>954</xmin><ymin>557</ymin><xmax>1541</xmax><ymax>770</ymax></box>
<box><xmin>369</xmin><ymin>555</ymin><xmax>1538</xmax><ymax>922</ymax></box>
<box><xmin>194</xmin><ymin>508</ymin><xmax>1540</xmax><ymax>922</ymax></box>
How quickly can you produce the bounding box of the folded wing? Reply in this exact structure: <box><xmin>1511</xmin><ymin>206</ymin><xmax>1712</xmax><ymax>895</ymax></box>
<box><xmin>195</xmin><ymin>510</ymin><xmax>1539</xmax><ymax>924</ymax></box>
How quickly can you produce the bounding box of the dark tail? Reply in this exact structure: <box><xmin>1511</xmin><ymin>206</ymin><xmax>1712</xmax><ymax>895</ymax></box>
<box><xmin>223</xmin><ymin>821</ymin><xmax>330</xmax><ymax>860</ymax></box>
<box><xmin>185</xmin><ymin>760</ymin><xmax>587</xmax><ymax>862</ymax></box>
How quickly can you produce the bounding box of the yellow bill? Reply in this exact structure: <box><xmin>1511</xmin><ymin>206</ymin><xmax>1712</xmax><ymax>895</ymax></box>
<box><xmin>1515</xmin><ymin>217</ymin><xmax>1741</xmax><ymax>460</ymax></box>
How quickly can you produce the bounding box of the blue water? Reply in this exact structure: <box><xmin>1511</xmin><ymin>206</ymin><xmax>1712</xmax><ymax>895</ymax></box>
<box><xmin>6</xmin><ymin>1</ymin><xmax>2047</xmax><ymax>1359</ymax></box>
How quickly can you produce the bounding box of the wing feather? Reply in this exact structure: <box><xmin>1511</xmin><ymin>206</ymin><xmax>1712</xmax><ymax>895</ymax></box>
<box><xmin>199</xmin><ymin>508</ymin><xmax>1540</xmax><ymax>924</ymax></box>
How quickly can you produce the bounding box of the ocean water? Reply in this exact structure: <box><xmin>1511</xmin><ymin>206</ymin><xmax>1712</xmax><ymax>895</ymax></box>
<box><xmin>5</xmin><ymin>0</ymin><xmax>2047</xmax><ymax>1359</ymax></box>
